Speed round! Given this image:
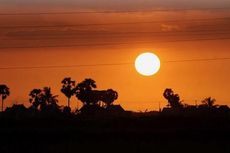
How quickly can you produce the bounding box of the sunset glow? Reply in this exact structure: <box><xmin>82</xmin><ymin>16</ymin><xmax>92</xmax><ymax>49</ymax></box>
<box><xmin>1</xmin><ymin>1</ymin><xmax>230</xmax><ymax>152</ymax></box>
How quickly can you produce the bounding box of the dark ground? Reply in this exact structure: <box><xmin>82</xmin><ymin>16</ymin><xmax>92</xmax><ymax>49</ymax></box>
<box><xmin>0</xmin><ymin>113</ymin><xmax>230</xmax><ymax>153</ymax></box>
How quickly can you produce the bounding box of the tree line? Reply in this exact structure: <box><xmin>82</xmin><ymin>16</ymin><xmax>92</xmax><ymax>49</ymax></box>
<box><xmin>0</xmin><ymin>79</ymin><xmax>229</xmax><ymax>115</ymax></box>
<box><xmin>0</xmin><ymin>77</ymin><xmax>118</xmax><ymax>113</ymax></box>
<box><xmin>163</xmin><ymin>88</ymin><xmax>229</xmax><ymax>111</ymax></box>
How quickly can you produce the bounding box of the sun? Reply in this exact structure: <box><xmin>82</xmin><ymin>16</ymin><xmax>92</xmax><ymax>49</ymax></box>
<box><xmin>135</xmin><ymin>52</ymin><xmax>161</xmax><ymax>76</ymax></box>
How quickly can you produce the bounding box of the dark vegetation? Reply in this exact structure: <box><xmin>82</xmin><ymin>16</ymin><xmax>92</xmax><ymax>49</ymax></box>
<box><xmin>0</xmin><ymin>78</ymin><xmax>230</xmax><ymax>153</ymax></box>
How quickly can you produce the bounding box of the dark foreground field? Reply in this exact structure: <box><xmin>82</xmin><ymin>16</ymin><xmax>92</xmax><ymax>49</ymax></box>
<box><xmin>0</xmin><ymin>114</ymin><xmax>230</xmax><ymax>153</ymax></box>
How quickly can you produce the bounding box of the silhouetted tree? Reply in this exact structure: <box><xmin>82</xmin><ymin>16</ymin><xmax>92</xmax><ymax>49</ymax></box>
<box><xmin>163</xmin><ymin>88</ymin><xmax>183</xmax><ymax>108</ymax></box>
<box><xmin>76</xmin><ymin>78</ymin><xmax>97</xmax><ymax>105</ymax></box>
<box><xmin>201</xmin><ymin>97</ymin><xmax>216</xmax><ymax>108</ymax></box>
<box><xmin>0</xmin><ymin>84</ymin><xmax>10</xmax><ymax>111</ymax></box>
<box><xmin>61</xmin><ymin>77</ymin><xmax>76</xmax><ymax>108</ymax></box>
<box><xmin>29</xmin><ymin>89</ymin><xmax>42</xmax><ymax>109</ymax></box>
<box><xmin>42</xmin><ymin>87</ymin><xmax>59</xmax><ymax>110</ymax></box>
<box><xmin>103</xmin><ymin>89</ymin><xmax>118</xmax><ymax>107</ymax></box>
<box><xmin>29</xmin><ymin>87</ymin><xmax>59</xmax><ymax>112</ymax></box>
<box><xmin>77</xmin><ymin>78</ymin><xmax>97</xmax><ymax>91</ymax></box>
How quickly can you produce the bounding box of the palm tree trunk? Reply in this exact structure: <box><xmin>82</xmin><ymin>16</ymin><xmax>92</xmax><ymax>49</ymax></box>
<box><xmin>68</xmin><ymin>98</ymin><xmax>70</xmax><ymax>108</ymax></box>
<box><xmin>1</xmin><ymin>98</ymin><xmax>3</xmax><ymax>112</ymax></box>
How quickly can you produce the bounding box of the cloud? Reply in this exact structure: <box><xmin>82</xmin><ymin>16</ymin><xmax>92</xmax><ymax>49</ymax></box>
<box><xmin>1</xmin><ymin>0</ymin><xmax>230</xmax><ymax>11</ymax></box>
<box><xmin>0</xmin><ymin>1</ymin><xmax>229</xmax><ymax>50</ymax></box>
<box><xmin>161</xmin><ymin>24</ymin><xmax>180</xmax><ymax>32</ymax></box>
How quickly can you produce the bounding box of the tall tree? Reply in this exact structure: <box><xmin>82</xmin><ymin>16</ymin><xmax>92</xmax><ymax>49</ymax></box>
<box><xmin>61</xmin><ymin>77</ymin><xmax>76</xmax><ymax>108</ymax></box>
<box><xmin>77</xmin><ymin>78</ymin><xmax>96</xmax><ymax>91</ymax></box>
<box><xmin>201</xmin><ymin>97</ymin><xmax>216</xmax><ymax>108</ymax></box>
<box><xmin>0</xmin><ymin>84</ymin><xmax>10</xmax><ymax>112</ymax></box>
<box><xmin>76</xmin><ymin>78</ymin><xmax>97</xmax><ymax>105</ymax></box>
<box><xmin>163</xmin><ymin>88</ymin><xmax>183</xmax><ymax>108</ymax></box>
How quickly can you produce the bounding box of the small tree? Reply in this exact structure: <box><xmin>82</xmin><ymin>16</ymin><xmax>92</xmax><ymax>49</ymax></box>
<box><xmin>61</xmin><ymin>77</ymin><xmax>76</xmax><ymax>108</ymax></box>
<box><xmin>103</xmin><ymin>89</ymin><xmax>118</xmax><ymax>107</ymax></box>
<box><xmin>201</xmin><ymin>97</ymin><xmax>216</xmax><ymax>108</ymax></box>
<box><xmin>163</xmin><ymin>88</ymin><xmax>183</xmax><ymax>108</ymax></box>
<box><xmin>0</xmin><ymin>84</ymin><xmax>10</xmax><ymax>112</ymax></box>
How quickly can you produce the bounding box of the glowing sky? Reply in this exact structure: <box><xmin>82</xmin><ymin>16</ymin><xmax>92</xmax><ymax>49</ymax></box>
<box><xmin>0</xmin><ymin>0</ymin><xmax>230</xmax><ymax>111</ymax></box>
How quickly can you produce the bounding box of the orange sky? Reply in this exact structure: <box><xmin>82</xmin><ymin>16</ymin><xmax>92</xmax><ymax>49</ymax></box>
<box><xmin>0</xmin><ymin>3</ymin><xmax>230</xmax><ymax>111</ymax></box>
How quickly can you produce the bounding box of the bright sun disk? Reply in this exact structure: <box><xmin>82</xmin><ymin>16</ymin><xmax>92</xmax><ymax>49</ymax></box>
<box><xmin>135</xmin><ymin>52</ymin><xmax>161</xmax><ymax>76</ymax></box>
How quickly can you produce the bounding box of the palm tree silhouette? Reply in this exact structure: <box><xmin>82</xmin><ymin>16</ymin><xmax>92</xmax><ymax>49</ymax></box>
<box><xmin>29</xmin><ymin>87</ymin><xmax>59</xmax><ymax>111</ymax></box>
<box><xmin>0</xmin><ymin>84</ymin><xmax>10</xmax><ymax>112</ymax></box>
<box><xmin>29</xmin><ymin>89</ymin><xmax>42</xmax><ymax>109</ymax></box>
<box><xmin>201</xmin><ymin>97</ymin><xmax>216</xmax><ymax>108</ymax></box>
<box><xmin>43</xmin><ymin>87</ymin><xmax>58</xmax><ymax>105</ymax></box>
<box><xmin>61</xmin><ymin>77</ymin><xmax>76</xmax><ymax>108</ymax></box>
<box><xmin>41</xmin><ymin>87</ymin><xmax>59</xmax><ymax>112</ymax></box>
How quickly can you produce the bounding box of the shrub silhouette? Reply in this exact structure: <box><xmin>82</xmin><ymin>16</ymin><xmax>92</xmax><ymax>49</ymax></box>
<box><xmin>201</xmin><ymin>97</ymin><xmax>216</xmax><ymax>108</ymax></box>
<box><xmin>5</xmin><ymin>104</ymin><xmax>28</xmax><ymax>118</ymax></box>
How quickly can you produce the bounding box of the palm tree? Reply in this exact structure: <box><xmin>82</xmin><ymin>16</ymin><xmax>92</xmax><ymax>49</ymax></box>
<box><xmin>41</xmin><ymin>87</ymin><xmax>59</xmax><ymax>112</ymax></box>
<box><xmin>0</xmin><ymin>84</ymin><xmax>10</xmax><ymax>112</ymax></box>
<box><xmin>43</xmin><ymin>87</ymin><xmax>58</xmax><ymax>103</ymax></box>
<box><xmin>201</xmin><ymin>97</ymin><xmax>216</xmax><ymax>108</ymax></box>
<box><xmin>29</xmin><ymin>87</ymin><xmax>59</xmax><ymax>111</ymax></box>
<box><xmin>61</xmin><ymin>77</ymin><xmax>76</xmax><ymax>108</ymax></box>
<box><xmin>29</xmin><ymin>89</ymin><xmax>42</xmax><ymax>109</ymax></box>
